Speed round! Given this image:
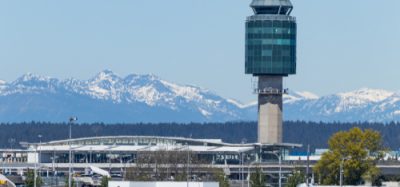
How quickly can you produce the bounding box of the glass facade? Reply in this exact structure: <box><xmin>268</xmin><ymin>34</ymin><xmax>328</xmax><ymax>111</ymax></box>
<box><xmin>245</xmin><ymin>18</ymin><xmax>296</xmax><ymax>75</ymax></box>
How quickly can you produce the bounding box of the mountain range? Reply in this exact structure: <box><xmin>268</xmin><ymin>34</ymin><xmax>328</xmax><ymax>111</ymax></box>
<box><xmin>0</xmin><ymin>70</ymin><xmax>399</xmax><ymax>123</ymax></box>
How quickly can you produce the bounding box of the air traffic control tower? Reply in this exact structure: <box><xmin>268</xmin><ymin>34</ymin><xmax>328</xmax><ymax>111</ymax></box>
<box><xmin>245</xmin><ymin>0</ymin><xmax>296</xmax><ymax>144</ymax></box>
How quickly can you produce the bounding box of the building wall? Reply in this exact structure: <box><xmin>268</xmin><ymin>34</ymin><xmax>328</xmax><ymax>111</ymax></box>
<box><xmin>26</xmin><ymin>152</ymin><xmax>37</xmax><ymax>164</ymax></box>
<box><xmin>382</xmin><ymin>182</ymin><xmax>400</xmax><ymax>187</ymax></box>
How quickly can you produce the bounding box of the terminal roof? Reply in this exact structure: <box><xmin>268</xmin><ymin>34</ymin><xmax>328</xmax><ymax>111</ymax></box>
<box><xmin>21</xmin><ymin>136</ymin><xmax>302</xmax><ymax>149</ymax></box>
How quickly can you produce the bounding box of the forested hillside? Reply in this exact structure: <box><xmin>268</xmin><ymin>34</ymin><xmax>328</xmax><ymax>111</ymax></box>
<box><xmin>1</xmin><ymin>121</ymin><xmax>400</xmax><ymax>152</ymax></box>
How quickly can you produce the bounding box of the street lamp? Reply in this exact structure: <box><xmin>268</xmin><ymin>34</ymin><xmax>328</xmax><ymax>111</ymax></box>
<box><xmin>34</xmin><ymin>144</ymin><xmax>37</xmax><ymax>187</ymax></box>
<box><xmin>247</xmin><ymin>161</ymin><xmax>260</xmax><ymax>187</ymax></box>
<box><xmin>240</xmin><ymin>139</ymin><xmax>246</xmax><ymax>187</ymax></box>
<box><xmin>306</xmin><ymin>144</ymin><xmax>310</xmax><ymax>187</ymax></box>
<box><xmin>265</xmin><ymin>151</ymin><xmax>282</xmax><ymax>187</ymax></box>
<box><xmin>68</xmin><ymin>117</ymin><xmax>78</xmax><ymax>187</ymax></box>
<box><xmin>123</xmin><ymin>158</ymin><xmax>134</xmax><ymax>181</ymax></box>
<box><xmin>186</xmin><ymin>143</ymin><xmax>190</xmax><ymax>187</ymax></box>
<box><xmin>340</xmin><ymin>156</ymin><xmax>351</xmax><ymax>187</ymax></box>
<box><xmin>34</xmin><ymin>134</ymin><xmax>43</xmax><ymax>187</ymax></box>
<box><xmin>38</xmin><ymin>135</ymin><xmax>43</xmax><ymax>184</ymax></box>
<box><xmin>248</xmin><ymin>145</ymin><xmax>264</xmax><ymax>187</ymax></box>
<box><xmin>51</xmin><ymin>152</ymin><xmax>58</xmax><ymax>187</ymax></box>
<box><xmin>8</xmin><ymin>138</ymin><xmax>15</xmax><ymax>149</ymax></box>
<box><xmin>340</xmin><ymin>158</ymin><xmax>344</xmax><ymax>187</ymax></box>
<box><xmin>241</xmin><ymin>152</ymin><xmax>244</xmax><ymax>187</ymax></box>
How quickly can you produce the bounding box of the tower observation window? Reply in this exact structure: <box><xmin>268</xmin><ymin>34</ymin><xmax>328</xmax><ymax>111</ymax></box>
<box><xmin>279</xmin><ymin>7</ymin><xmax>291</xmax><ymax>15</ymax></box>
<box><xmin>253</xmin><ymin>6</ymin><xmax>292</xmax><ymax>15</ymax></box>
<box><xmin>254</xmin><ymin>6</ymin><xmax>280</xmax><ymax>14</ymax></box>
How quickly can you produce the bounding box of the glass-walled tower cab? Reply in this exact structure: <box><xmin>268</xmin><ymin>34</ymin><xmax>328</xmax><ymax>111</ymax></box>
<box><xmin>245</xmin><ymin>0</ymin><xmax>296</xmax><ymax>75</ymax></box>
<box><xmin>245</xmin><ymin>0</ymin><xmax>297</xmax><ymax>145</ymax></box>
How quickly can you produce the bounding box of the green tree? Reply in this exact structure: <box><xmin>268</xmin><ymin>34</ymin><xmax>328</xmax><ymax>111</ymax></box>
<box><xmin>215</xmin><ymin>169</ymin><xmax>230</xmax><ymax>187</ymax></box>
<box><xmin>314</xmin><ymin>127</ymin><xmax>385</xmax><ymax>185</ymax></box>
<box><xmin>65</xmin><ymin>177</ymin><xmax>75</xmax><ymax>187</ymax></box>
<box><xmin>286</xmin><ymin>170</ymin><xmax>305</xmax><ymax>187</ymax></box>
<box><xmin>174</xmin><ymin>173</ymin><xmax>187</xmax><ymax>182</ymax></box>
<box><xmin>101</xmin><ymin>177</ymin><xmax>109</xmax><ymax>187</ymax></box>
<box><xmin>250</xmin><ymin>167</ymin><xmax>266</xmax><ymax>187</ymax></box>
<box><xmin>25</xmin><ymin>169</ymin><xmax>42</xmax><ymax>187</ymax></box>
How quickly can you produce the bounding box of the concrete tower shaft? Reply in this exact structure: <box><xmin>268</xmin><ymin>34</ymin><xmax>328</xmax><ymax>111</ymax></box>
<box><xmin>245</xmin><ymin>0</ymin><xmax>296</xmax><ymax>144</ymax></box>
<box><xmin>257</xmin><ymin>76</ymin><xmax>283</xmax><ymax>144</ymax></box>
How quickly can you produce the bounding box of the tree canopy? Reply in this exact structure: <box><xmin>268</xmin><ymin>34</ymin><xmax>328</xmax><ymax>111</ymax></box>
<box><xmin>286</xmin><ymin>169</ymin><xmax>305</xmax><ymax>187</ymax></box>
<box><xmin>25</xmin><ymin>169</ymin><xmax>42</xmax><ymax>187</ymax></box>
<box><xmin>2</xmin><ymin>121</ymin><xmax>400</xmax><ymax>153</ymax></box>
<box><xmin>314</xmin><ymin>127</ymin><xmax>385</xmax><ymax>185</ymax></box>
<box><xmin>250</xmin><ymin>167</ymin><xmax>266</xmax><ymax>187</ymax></box>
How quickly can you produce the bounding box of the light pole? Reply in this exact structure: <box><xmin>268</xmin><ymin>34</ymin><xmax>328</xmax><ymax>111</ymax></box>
<box><xmin>340</xmin><ymin>156</ymin><xmax>351</xmax><ymax>187</ymax></box>
<box><xmin>34</xmin><ymin>144</ymin><xmax>37</xmax><ymax>187</ymax></box>
<box><xmin>123</xmin><ymin>158</ymin><xmax>133</xmax><ymax>181</ymax></box>
<box><xmin>247</xmin><ymin>161</ymin><xmax>260</xmax><ymax>187</ymax></box>
<box><xmin>68</xmin><ymin>117</ymin><xmax>77</xmax><ymax>187</ymax></box>
<box><xmin>241</xmin><ymin>152</ymin><xmax>244</xmax><ymax>187</ymax></box>
<box><xmin>8</xmin><ymin>138</ymin><xmax>15</xmax><ymax>149</ymax></box>
<box><xmin>279</xmin><ymin>152</ymin><xmax>282</xmax><ymax>187</ymax></box>
<box><xmin>186</xmin><ymin>143</ymin><xmax>189</xmax><ymax>187</ymax></box>
<box><xmin>38</xmin><ymin>135</ymin><xmax>42</xmax><ymax>179</ymax></box>
<box><xmin>240</xmin><ymin>139</ymin><xmax>246</xmax><ymax>187</ymax></box>
<box><xmin>340</xmin><ymin>158</ymin><xmax>344</xmax><ymax>187</ymax></box>
<box><xmin>265</xmin><ymin>151</ymin><xmax>282</xmax><ymax>187</ymax></box>
<box><xmin>51</xmin><ymin>151</ymin><xmax>58</xmax><ymax>187</ymax></box>
<box><xmin>248</xmin><ymin>145</ymin><xmax>264</xmax><ymax>187</ymax></box>
<box><xmin>306</xmin><ymin>144</ymin><xmax>310</xmax><ymax>187</ymax></box>
<box><xmin>34</xmin><ymin>134</ymin><xmax>42</xmax><ymax>187</ymax></box>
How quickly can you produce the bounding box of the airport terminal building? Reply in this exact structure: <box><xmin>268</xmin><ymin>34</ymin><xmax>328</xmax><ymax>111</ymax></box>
<box><xmin>0</xmin><ymin>136</ymin><xmax>300</xmax><ymax>181</ymax></box>
<box><xmin>13</xmin><ymin>136</ymin><xmax>299</xmax><ymax>167</ymax></box>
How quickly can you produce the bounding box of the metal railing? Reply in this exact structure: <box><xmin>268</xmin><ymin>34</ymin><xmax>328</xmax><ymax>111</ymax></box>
<box><xmin>254</xmin><ymin>88</ymin><xmax>289</xmax><ymax>95</ymax></box>
<box><xmin>247</xmin><ymin>15</ymin><xmax>296</xmax><ymax>22</ymax></box>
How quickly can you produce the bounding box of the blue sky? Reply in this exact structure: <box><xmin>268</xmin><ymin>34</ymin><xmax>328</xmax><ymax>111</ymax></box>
<box><xmin>0</xmin><ymin>0</ymin><xmax>399</xmax><ymax>102</ymax></box>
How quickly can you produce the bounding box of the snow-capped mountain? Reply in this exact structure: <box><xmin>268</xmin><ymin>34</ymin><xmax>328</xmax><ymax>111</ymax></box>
<box><xmin>0</xmin><ymin>71</ymin><xmax>399</xmax><ymax>123</ymax></box>
<box><xmin>0</xmin><ymin>70</ymin><xmax>255</xmax><ymax>123</ymax></box>
<box><xmin>283</xmin><ymin>88</ymin><xmax>400</xmax><ymax>122</ymax></box>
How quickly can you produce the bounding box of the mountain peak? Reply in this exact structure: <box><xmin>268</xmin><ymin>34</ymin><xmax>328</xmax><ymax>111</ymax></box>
<box><xmin>138</xmin><ymin>74</ymin><xmax>160</xmax><ymax>81</ymax></box>
<box><xmin>227</xmin><ymin>99</ymin><xmax>256</xmax><ymax>108</ymax></box>
<box><xmin>96</xmin><ymin>69</ymin><xmax>119</xmax><ymax>78</ymax></box>
<box><xmin>293</xmin><ymin>91</ymin><xmax>319</xmax><ymax>100</ymax></box>
<box><xmin>13</xmin><ymin>73</ymin><xmax>52</xmax><ymax>84</ymax></box>
<box><xmin>99</xmin><ymin>69</ymin><xmax>115</xmax><ymax>75</ymax></box>
<box><xmin>338</xmin><ymin>88</ymin><xmax>394</xmax><ymax>103</ymax></box>
<box><xmin>91</xmin><ymin>70</ymin><xmax>121</xmax><ymax>83</ymax></box>
<box><xmin>347</xmin><ymin>88</ymin><xmax>393</xmax><ymax>94</ymax></box>
<box><xmin>124</xmin><ymin>74</ymin><xmax>161</xmax><ymax>85</ymax></box>
<box><xmin>283</xmin><ymin>91</ymin><xmax>319</xmax><ymax>104</ymax></box>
